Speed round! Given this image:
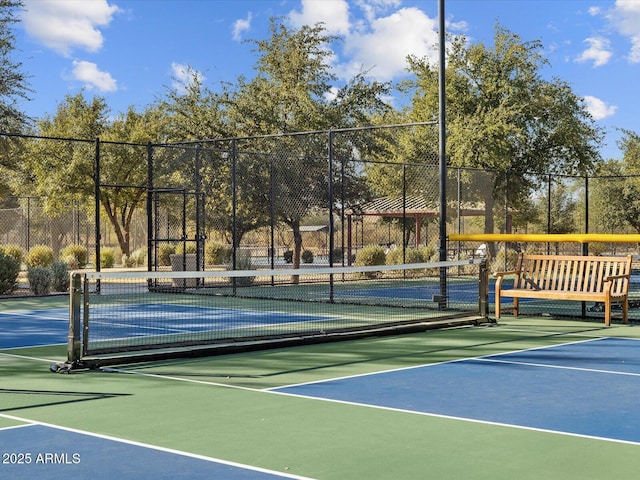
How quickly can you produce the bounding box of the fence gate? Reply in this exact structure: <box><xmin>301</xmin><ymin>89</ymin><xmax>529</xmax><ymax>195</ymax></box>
<box><xmin>149</xmin><ymin>187</ymin><xmax>205</xmax><ymax>272</ymax></box>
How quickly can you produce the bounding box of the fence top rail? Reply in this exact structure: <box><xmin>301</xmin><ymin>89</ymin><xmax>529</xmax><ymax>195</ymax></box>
<box><xmin>449</xmin><ymin>233</ymin><xmax>640</xmax><ymax>244</ymax></box>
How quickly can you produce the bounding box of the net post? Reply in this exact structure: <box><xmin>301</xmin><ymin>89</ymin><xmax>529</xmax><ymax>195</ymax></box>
<box><xmin>67</xmin><ymin>272</ymin><xmax>82</xmax><ymax>365</ymax></box>
<box><xmin>83</xmin><ymin>273</ymin><xmax>90</xmax><ymax>356</ymax></box>
<box><xmin>478</xmin><ymin>259</ymin><xmax>490</xmax><ymax>318</ymax></box>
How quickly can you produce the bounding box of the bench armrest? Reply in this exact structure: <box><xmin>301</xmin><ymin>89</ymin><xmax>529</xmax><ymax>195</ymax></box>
<box><xmin>603</xmin><ymin>273</ymin><xmax>630</xmax><ymax>281</ymax></box>
<box><xmin>493</xmin><ymin>270</ymin><xmax>520</xmax><ymax>278</ymax></box>
<box><xmin>494</xmin><ymin>269</ymin><xmax>522</xmax><ymax>293</ymax></box>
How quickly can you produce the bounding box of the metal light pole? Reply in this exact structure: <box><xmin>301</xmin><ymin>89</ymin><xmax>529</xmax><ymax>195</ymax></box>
<box><xmin>438</xmin><ymin>0</ymin><xmax>448</xmax><ymax>308</ymax></box>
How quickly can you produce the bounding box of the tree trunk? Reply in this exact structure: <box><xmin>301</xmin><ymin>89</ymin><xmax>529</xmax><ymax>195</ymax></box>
<box><xmin>291</xmin><ymin>219</ymin><xmax>303</xmax><ymax>284</ymax></box>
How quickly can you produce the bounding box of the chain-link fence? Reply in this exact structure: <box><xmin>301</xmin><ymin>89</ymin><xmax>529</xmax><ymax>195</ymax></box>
<box><xmin>3</xmin><ymin>126</ymin><xmax>640</xmax><ymax>309</ymax></box>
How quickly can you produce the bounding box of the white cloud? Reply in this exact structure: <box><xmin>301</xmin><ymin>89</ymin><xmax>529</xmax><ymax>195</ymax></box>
<box><xmin>609</xmin><ymin>0</ymin><xmax>640</xmax><ymax>62</ymax></box>
<box><xmin>233</xmin><ymin>12</ymin><xmax>252</xmax><ymax>42</ymax></box>
<box><xmin>71</xmin><ymin>60</ymin><xmax>117</xmax><ymax>92</ymax></box>
<box><xmin>576</xmin><ymin>37</ymin><xmax>612</xmax><ymax>67</ymax></box>
<box><xmin>287</xmin><ymin>1</ymin><xmax>454</xmax><ymax>84</ymax></box>
<box><xmin>289</xmin><ymin>0</ymin><xmax>351</xmax><ymax>36</ymax></box>
<box><xmin>170</xmin><ymin>63</ymin><xmax>205</xmax><ymax>94</ymax></box>
<box><xmin>343</xmin><ymin>7</ymin><xmax>439</xmax><ymax>82</ymax></box>
<box><xmin>354</xmin><ymin>0</ymin><xmax>401</xmax><ymax>24</ymax></box>
<box><xmin>584</xmin><ymin>95</ymin><xmax>617</xmax><ymax>120</ymax></box>
<box><xmin>22</xmin><ymin>0</ymin><xmax>120</xmax><ymax>56</ymax></box>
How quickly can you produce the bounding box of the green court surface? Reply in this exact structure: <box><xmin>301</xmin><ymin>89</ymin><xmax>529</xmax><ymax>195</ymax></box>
<box><xmin>2</xmin><ymin>294</ymin><xmax>640</xmax><ymax>479</ymax></box>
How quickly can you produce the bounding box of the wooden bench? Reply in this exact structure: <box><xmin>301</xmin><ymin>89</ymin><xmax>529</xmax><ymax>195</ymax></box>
<box><xmin>494</xmin><ymin>254</ymin><xmax>632</xmax><ymax>326</ymax></box>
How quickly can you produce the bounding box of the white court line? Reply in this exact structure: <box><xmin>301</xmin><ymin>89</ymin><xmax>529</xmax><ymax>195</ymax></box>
<box><xmin>265</xmin><ymin>383</ymin><xmax>640</xmax><ymax>447</ymax></box>
<box><xmin>0</xmin><ymin>310</ymin><xmax>68</xmax><ymax>321</ymax></box>
<box><xmin>83</xmin><ymin>335</ymin><xmax>640</xmax><ymax>448</ymax></box>
<box><xmin>0</xmin><ymin>351</ymin><xmax>62</xmax><ymax>363</ymax></box>
<box><xmin>0</xmin><ymin>422</ymin><xmax>37</xmax><ymax>432</ymax></box>
<box><xmin>265</xmin><ymin>336</ymin><xmax>606</xmax><ymax>391</ymax></box>
<box><xmin>475</xmin><ymin>349</ymin><xmax>640</xmax><ymax>378</ymax></box>
<box><xmin>0</xmin><ymin>413</ymin><xmax>316</xmax><ymax>480</ymax></box>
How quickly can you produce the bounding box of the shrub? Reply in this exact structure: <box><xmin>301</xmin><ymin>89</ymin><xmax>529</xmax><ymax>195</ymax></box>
<box><xmin>0</xmin><ymin>252</ymin><xmax>20</xmax><ymax>294</ymax></box>
<box><xmin>206</xmin><ymin>243</ymin><xmax>232</xmax><ymax>265</ymax></box>
<box><xmin>355</xmin><ymin>245</ymin><xmax>386</xmax><ymax>267</ymax></box>
<box><xmin>283</xmin><ymin>250</ymin><xmax>293</xmax><ymax>263</ymax></box>
<box><xmin>26</xmin><ymin>245</ymin><xmax>54</xmax><ymax>268</ymax></box>
<box><xmin>60</xmin><ymin>244</ymin><xmax>88</xmax><ymax>267</ymax></box>
<box><xmin>157</xmin><ymin>243</ymin><xmax>176</xmax><ymax>266</ymax></box>
<box><xmin>51</xmin><ymin>260</ymin><xmax>69</xmax><ymax>292</ymax></box>
<box><xmin>100</xmin><ymin>248</ymin><xmax>116</xmax><ymax>268</ymax></box>
<box><xmin>331</xmin><ymin>247</ymin><xmax>344</xmax><ymax>264</ymax></box>
<box><xmin>588</xmin><ymin>242</ymin><xmax>608</xmax><ymax>256</ymax></box>
<box><xmin>354</xmin><ymin>245</ymin><xmax>386</xmax><ymax>278</ymax></box>
<box><xmin>227</xmin><ymin>250</ymin><xmax>254</xmax><ymax>286</ymax></box>
<box><xmin>175</xmin><ymin>242</ymin><xmax>197</xmax><ymax>255</ymax></box>
<box><xmin>420</xmin><ymin>245</ymin><xmax>436</xmax><ymax>261</ymax></box>
<box><xmin>0</xmin><ymin>244</ymin><xmax>24</xmax><ymax>265</ymax></box>
<box><xmin>123</xmin><ymin>247</ymin><xmax>147</xmax><ymax>267</ymax></box>
<box><xmin>63</xmin><ymin>254</ymin><xmax>80</xmax><ymax>270</ymax></box>
<box><xmin>301</xmin><ymin>249</ymin><xmax>314</xmax><ymax>264</ymax></box>
<box><xmin>489</xmin><ymin>248</ymin><xmax>520</xmax><ymax>274</ymax></box>
<box><xmin>385</xmin><ymin>247</ymin><xmax>425</xmax><ymax>265</ymax></box>
<box><xmin>27</xmin><ymin>266</ymin><xmax>52</xmax><ymax>295</ymax></box>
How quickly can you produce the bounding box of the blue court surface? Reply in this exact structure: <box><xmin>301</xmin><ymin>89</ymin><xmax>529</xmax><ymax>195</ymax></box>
<box><xmin>0</xmin><ymin>305</ymin><xmax>335</xmax><ymax>347</ymax></box>
<box><xmin>0</xmin><ymin>423</ymin><xmax>308</xmax><ymax>480</ymax></box>
<box><xmin>0</xmin><ymin>309</ymin><xmax>69</xmax><ymax>348</ymax></box>
<box><xmin>273</xmin><ymin>337</ymin><xmax>640</xmax><ymax>444</ymax></box>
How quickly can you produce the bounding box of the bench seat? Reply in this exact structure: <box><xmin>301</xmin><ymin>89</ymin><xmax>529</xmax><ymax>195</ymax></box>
<box><xmin>494</xmin><ymin>254</ymin><xmax>632</xmax><ymax>326</ymax></box>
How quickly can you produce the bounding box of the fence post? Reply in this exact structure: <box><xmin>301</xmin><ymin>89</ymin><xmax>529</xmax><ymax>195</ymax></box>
<box><xmin>146</xmin><ymin>142</ymin><xmax>153</xmax><ymax>271</ymax></box>
<box><xmin>94</xmin><ymin>138</ymin><xmax>101</xmax><ymax>294</ymax></box>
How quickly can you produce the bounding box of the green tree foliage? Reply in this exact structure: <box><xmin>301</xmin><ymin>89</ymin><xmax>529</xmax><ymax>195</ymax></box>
<box><xmin>227</xmin><ymin>19</ymin><xmax>390</xmax><ymax>269</ymax></box>
<box><xmin>593</xmin><ymin>131</ymin><xmax>640</xmax><ymax>235</ymax></box>
<box><xmin>21</xmin><ymin>93</ymin><xmax>108</xmax><ymax>206</ymax></box>
<box><xmin>160</xmin><ymin>19</ymin><xmax>391</xmax><ymax>269</ymax></box>
<box><xmin>0</xmin><ymin>0</ymin><xmax>31</xmax><ymax>204</ymax></box>
<box><xmin>0</xmin><ymin>0</ymin><xmax>30</xmax><ymax>133</ymax></box>
<box><xmin>21</xmin><ymin>93</ymin><xmax>167</xmax><ymax>256</ymax></box>
<box><xmin>533</xmin><ymin>180</ymin><xmax>578</xmax><ymax>252</ymax></box>
<box><xmin>101</xmin><ymin>105</ymin><xmax>168</xmax><ymax>256</ymax></box>
<box><xmin>162</xmin><ymin>68</ymin><xmax>230</xmax><ymax>141</ymax></box>
<box><xmin>405</xmin><ymin>24</ymin><xmax>603</xmax><ymax>236</ymax></box>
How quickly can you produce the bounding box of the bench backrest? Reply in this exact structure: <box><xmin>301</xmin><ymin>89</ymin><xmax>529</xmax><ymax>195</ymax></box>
<box><xmin>515</xmin><ymin>254</ymin><xmax>632</xmax><ymax>294</ymax></box>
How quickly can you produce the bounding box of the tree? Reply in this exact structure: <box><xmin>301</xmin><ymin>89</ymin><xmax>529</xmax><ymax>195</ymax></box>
<box><xmin>100</xmin><ymin>105</ymin><xmax>169</xmax><ymax>256</ymax></box>
<box><xmin>162</xmin><ymin>67</ymin><xmax>230</xmax><ymax>141</ymax></box>
<box><xmin>21</xmin><ymin>92</ymin><xmax>168</xmax><ymax>258</ymax></box>
<box><xmin>596</xmin><ymin>130</ymin><xmax>640</xmax><ymax>235</ymax></box>
<box><xmin>0</xmin><ymin>0</ymin><xmax>30</xmax><ymax>133</ymax></box>
<box><xmin>16</xmin><ymin>93</ymin><xmax>107</xmax><ymax>255</ymax></box>
<box><xmin>0</xmin><ymin>0</ymin><xmax>31</xmax><ymax>204</ymax></box>
<box><xmin>19</xmin><ymin>93</ymin><xmax>108</xmax><ymax>208</ymax></box>
<box><xmin>406</xmin><ymin>24</ymin><xmax>603</xmax><ymax>244</ymax></box>
<box><xmin>228</xmin><ymin>19</ymin><xmax>391</xmax><ymax>270</ymax></box>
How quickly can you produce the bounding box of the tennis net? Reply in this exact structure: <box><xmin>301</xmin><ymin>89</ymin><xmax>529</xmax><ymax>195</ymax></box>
<box><xmin>60</xmin><ymin>258</ymin><xmax>489</xmax><ymax>370</ymax></box>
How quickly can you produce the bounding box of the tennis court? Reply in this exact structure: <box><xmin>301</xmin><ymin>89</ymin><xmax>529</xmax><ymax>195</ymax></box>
<box><xmin>3</xmin><ymin>284</ymin><xmax>640</xmax><ymax>479</ymax></box>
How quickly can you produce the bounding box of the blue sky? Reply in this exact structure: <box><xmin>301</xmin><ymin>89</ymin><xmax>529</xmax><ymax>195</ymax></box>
<box><xmin>13</xmin><ymin>0</ymin><xmax>640</xmax><ymax>160</ymax></box>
